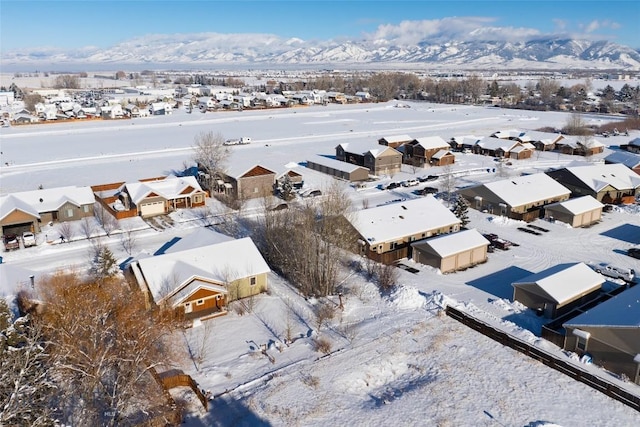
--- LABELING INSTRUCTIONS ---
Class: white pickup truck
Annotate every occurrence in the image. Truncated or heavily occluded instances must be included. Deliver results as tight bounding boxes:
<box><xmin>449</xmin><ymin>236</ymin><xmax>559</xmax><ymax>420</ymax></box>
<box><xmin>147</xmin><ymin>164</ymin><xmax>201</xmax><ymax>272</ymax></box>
<box><xmin>223</xmin><ymin>137</ymin><xmax>252</xmax><ymax>146</ymax></box>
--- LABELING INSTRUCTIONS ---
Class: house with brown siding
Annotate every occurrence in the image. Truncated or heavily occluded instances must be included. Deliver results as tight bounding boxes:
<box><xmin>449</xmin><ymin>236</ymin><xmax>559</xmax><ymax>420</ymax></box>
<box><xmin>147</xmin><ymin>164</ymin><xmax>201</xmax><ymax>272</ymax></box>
<box><xmin>563</xmin><ymin>284</ymin><xmax>640</xmax><ymax>384</ymax></box>
<box><xmin>130</xmin><ymin>235</ymin><xmax>270</xmax><ymax>323</ymax></box>
<box><xmin>378</xmin><ymin>134</ymin><xmax>413</xmax><ymax>149</ymax></box>
<box><xmin>0</xmin><ymin>186</ymin><xmax>95</xmax><ymax>235</ymax></box>
<box><xmin>554</xmin><ymin>137</ymin><xmax>605</xmax><ymax>156</ymax></box>
<box><xmin>347</xmin><ymin>196</ymin><xmax>461</xmax><ymax>264</ymax></box>
<box><xmin>118</xmin><ymin>175</ymin><xmax>207</xmax><ymax>217</ymax></box>
<box><xmin>336</xmin><ymin>143</ymin><xmax>402</xmax><ymax>176</ymax></box>
<box><xmin>403</xmin><ymin>136</ymin><xmax>453</xmax><ymax>166</ymax></box>
<box><xmin>458</xmin><ymin>173</ymin><xmax>571</xmax><ymax>222</ymax></box>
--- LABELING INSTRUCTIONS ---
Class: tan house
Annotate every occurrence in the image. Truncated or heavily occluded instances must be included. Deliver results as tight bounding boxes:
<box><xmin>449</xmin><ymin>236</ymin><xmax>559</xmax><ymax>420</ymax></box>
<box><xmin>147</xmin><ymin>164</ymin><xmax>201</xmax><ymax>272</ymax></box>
<box><xmin>512</xmin><ymin>262</ymin><xmax>604</xmax><ymax>319</ymax></box>
<box><xmin>543</xmin><ymin>196</ymin><xmax>604</xmax><ymax>228</ymax></box>
<box><xmin>546</xmin><ymin>163</ymin><xmax>640</xmax><ymax>204</ymax></box>
<box><xmin>563</xmin><ymin>284</ymin><xmax>640</xmax><ymax>384</ymax></box>
<box><xmin>119</xmin><ymin>175</ymin><xmax>207</xmax><ymax>217</ymax></box>
<box><xmin>403</xmin><ymin>136</ymin><xmax>454</xmax><ymax>166</ymax></box>
<box><xmin>130</xmin><ymin>236</ymin><xmax>270</xmax><ymax>322</ymax></box>
<box><xmin>347</xmin><ymin>196</ymin><xmax>461</xmax><ymax>264</ymax></box>
<box><xmin>475</xmin><ymin>137</ymin><xmax>534</xmax><ymax>159</ymax></box>
<box><xmin>220</xmin><ymin>165</ymin><xmax>277</xmax><ymax>200</ymax></box>
<box><xmin>0</xmin><ymin>186</ymin><xmax>95</xmax><ymax>235</ymax></box>
<box><xmin>306</xmin><ymin>155</ymin><xmax>370</xmax><ymax>182</ymax></box>
<box><xmin>458</xmin><ymin>173</ymin><xmax>571</xmax><ymax>222</ymax></box>
<box><xmin>411</xmin><ymin>229</ymin><xmax>490</xmax><ymax>273</ymax></box>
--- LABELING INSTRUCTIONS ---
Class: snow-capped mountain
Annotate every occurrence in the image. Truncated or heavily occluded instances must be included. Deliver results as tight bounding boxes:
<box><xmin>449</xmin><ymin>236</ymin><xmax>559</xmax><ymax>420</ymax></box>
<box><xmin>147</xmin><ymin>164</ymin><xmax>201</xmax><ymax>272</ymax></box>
<box><xmin>3</xmin><ymin>33</ymin><xmax>639</xmax><ymax>70</ymax></box>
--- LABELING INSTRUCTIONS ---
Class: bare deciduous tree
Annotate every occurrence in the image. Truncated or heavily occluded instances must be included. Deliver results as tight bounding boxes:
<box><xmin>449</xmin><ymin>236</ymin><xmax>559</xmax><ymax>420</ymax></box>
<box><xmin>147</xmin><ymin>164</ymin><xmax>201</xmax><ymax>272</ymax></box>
<box><xmin>440</xmin><ymin>164</ymin><xmax>457</xmax><ymax>207</ymax></box>
<box><xmin>119</xmin><ymin>224</ymin><xmax>137</xmax><ymax>255</ymax></box>
<box><xmin>56</xmin><ymin>221</ymin><xmax>73</xmax><ymax>243</ymax></box>
<box><xmin>192</xmin><ymin>131</ymin><xmax>230</xmax><ymax>192</ymax></box>
<box><xmin>35</xmin><ymin>273</ymin><xmax>178</xmax><ymax>426</ymax></box>
<box><xmin>94</xmin><ymin>203</ymin><xmax>118</xmax><ymax>236</ymax></box>
<box><xmin>79</xmin><ymin>217</ymin><xmax>96</xmax><ymax>240</ymax></box>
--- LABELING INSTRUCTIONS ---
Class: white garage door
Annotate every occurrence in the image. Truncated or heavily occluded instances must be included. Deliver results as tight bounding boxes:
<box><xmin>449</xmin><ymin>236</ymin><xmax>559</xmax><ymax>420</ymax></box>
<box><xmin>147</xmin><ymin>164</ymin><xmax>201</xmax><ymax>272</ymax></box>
<box><xmin>140</xmin><ymin>201</ymin><xmax>165</xmax><ymax>217</ymax></box>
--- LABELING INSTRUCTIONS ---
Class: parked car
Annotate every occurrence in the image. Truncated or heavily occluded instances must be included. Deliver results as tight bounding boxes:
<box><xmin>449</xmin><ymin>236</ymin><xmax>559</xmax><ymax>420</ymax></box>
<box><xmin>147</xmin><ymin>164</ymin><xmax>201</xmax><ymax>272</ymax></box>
<box><xmin>301</xmin><ymin>189</ymin><xmax>322</xmax><ymax>198</ymax></box>
<box><xmin>418</xmin><ymin>175</ymin><xmax>439</xmax><ymax>182</ymax></box>
<box><xmin>402</xmin><ymin>179</ymin><xmax>420</xmax><ymax>187</ymax></box>
<box><xmin>3</xmin><ymin>234</ymin><xmax>20</xmax><ymax>251</ymax></box>
<box><xmin>627</xmin><ymin>247</ymin><xmax>640</xmax><ymax>259</ymax></box>
<box><xmin>271</xmin><ymin>203</ymin><xmax>288</xmax><ymax>211</ymax></box>
<box><xmin>22</xmin><ymin>231</ymin><xmax>36</xmax><ymax>247</ymax></box>
<box><xmin>482</xmin><ymin>233</ymin><xmax>511</xmax><ymax>250</ymax></box>
<box><xmin>415</xmin><ymin>187</ymin><xmax>438</xmax><ymax>196</ymax></box>
<box><xmin>591</xmin><ymin>263</ymin><xmax>635</xmax><ymax>282</ymax></box>
<box><xmin>385</xmin><ymin>182</ymin><xmax>400</xmax><ymax>190</ymax></box>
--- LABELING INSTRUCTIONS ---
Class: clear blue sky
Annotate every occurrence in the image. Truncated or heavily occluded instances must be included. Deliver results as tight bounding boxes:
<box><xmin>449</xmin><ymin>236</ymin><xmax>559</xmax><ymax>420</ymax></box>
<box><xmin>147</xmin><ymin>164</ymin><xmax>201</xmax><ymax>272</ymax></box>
<box><xmin>1</xmin><ymin>0</ymin><xmax>639</xmax><ymax>51</ymax></box>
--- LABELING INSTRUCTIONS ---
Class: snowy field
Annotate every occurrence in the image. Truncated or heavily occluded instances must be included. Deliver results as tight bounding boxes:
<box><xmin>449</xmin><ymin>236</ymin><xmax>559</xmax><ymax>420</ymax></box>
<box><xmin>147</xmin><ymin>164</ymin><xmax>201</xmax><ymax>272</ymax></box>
<box><xmin>1</xmin><ymin>101</ymin><xmax>640</xmax><ymax>425</ymax></box>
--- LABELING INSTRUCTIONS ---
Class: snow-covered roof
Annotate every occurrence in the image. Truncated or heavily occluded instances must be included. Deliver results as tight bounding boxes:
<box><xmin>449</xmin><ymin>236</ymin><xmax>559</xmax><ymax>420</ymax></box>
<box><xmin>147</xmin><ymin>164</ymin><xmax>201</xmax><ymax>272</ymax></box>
<box><xmin>604</xmin><ymin>151</ymin><xmax>640</xmax><ymax>169</ymax></box>
<box><xmin>562</xmin><ymin>163</ymin><xmax>640</xmax><ymax>192</ymax></box>
<box><xmin>564</xmin><ymin>281</ymin><xmax>640</xmax><ymax>328</ymax></box>
<box><xmin>431</xmin><ymin>149</ymin><xmax>453</xmax><ymax>159</ymax></box>
<box><xmin>411</xmin><ymin>136</ymin><xmax>450</xmax><ymax>150</ymax></box>
<box><xmin>476</xmin><ymin>137</ymin><xmax>519</xmax><ymax>152</ymax></box>
<box><xmin>0</xmin><ymin>186</ymin><xmax>94</xmax><ymax>218</ymax></box>
<box><xmin>512</xmin><ymin>262</ymin><xmax>603</xmax><ymax>305</ymax></box>
<box><xmin>483</xmin><ymin>173</ymin><xmax>571</xmax><ymax>208</ymax></box>
<box><xmin>379</xmin><ymin>134</ymin><xmax>412</xmax><ymax>144</ymax></box>
<box><xmin>338</xmin><ymin>141</ymin><xmax>398</xmax><ymax>156</ymax></box>
<box><xmin>350</xmin><ymin>196</ymin><xmax>461</xmax><ymax>245</ymax></box>
<box><xmin>492</xmin><ymin>129</ymin><xmax>527</xmax><ymax>140</ymax></box>
<box><xmin>411</xmin><ymin>229</ymin><xmax>489</xmax><ymax>258</ymax></box>
<box><xmin>122</xmin><ymin>175</ymin><xmax>204</xmax><ymax>205</ymax></box>
<box><xmin>135</xmin><ymin>237</ymin><xmax>270</xmax><ymax>303</ymax></box>
<box><xmin>450</xmin><ymin>135</ymin><xmax>481</xmax><ymax>146</ymax></box>
<box><xmin>544</xmin><ymin>195</ymin><xmax>604</xmax><ymax>215</ymax></box>
<box><xmin>306</xmin><ymin>155</ymin><xmax>369</xmax><ymax>174</ymax></box>
<box><xmin>162</xmin><ymin>228</ymin><xmax>234</xmax><ymax>254</ymax></box>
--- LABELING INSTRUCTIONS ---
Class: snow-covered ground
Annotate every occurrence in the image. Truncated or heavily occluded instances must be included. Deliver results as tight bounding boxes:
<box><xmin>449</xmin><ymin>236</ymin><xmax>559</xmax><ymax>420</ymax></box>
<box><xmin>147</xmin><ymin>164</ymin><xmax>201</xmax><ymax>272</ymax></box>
<box><xmin>1</xmin><ymin>101</ymin><xmax>639</xmax><ymax>425</ymax></box>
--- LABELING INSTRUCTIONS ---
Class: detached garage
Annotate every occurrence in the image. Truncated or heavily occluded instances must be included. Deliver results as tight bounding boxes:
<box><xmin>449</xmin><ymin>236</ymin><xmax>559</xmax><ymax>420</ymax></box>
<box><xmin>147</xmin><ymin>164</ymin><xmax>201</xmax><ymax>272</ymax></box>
<box><xmin>544</xmin><ymin>195</ymin><xmax>603</xmax><ymax>228</ymax></box>
<box><xmin>512</xmin><ymin>262</ymin><xmax>604</xmax><ymax>318</ymax></box>
<box><xmin>411</xmin><ymin>229</ymin><xmax>490</xmax><ymax>273</ymax></box>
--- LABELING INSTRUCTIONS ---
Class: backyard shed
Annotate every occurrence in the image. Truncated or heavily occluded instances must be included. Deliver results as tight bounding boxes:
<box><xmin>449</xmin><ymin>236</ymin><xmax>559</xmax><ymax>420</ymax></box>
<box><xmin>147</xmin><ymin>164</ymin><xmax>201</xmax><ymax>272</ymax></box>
<box><xmin>411</xmin><ymin>229</ymin><xmax>490</xmax><ymax>273</ymax></box>
<box><xmin>512</xmin><ymin>262</ymin><xmax>604</xmax><ymax>318</ymax></box>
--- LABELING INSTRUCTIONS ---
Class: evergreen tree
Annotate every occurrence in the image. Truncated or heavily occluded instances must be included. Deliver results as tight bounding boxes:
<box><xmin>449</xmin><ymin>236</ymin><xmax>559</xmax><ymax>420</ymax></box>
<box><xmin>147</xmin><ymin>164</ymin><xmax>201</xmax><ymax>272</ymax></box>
<box><xmin>453</xmin><ymin>197</ymin><xmax>470</xmax><ymax>228</ymax></box>
<box><xmin>90</xmin><ymin>246</ymin><xmax>119</xmax><ymax>282</ymax></box>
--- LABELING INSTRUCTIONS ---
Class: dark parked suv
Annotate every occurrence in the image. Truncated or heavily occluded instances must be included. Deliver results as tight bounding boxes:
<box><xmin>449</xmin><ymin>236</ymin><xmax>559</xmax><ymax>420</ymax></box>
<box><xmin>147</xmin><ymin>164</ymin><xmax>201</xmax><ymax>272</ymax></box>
<box><xmin>628</xmin><ymin>247</ymin><xmax>640</xmax><ymax>259</ymax></box>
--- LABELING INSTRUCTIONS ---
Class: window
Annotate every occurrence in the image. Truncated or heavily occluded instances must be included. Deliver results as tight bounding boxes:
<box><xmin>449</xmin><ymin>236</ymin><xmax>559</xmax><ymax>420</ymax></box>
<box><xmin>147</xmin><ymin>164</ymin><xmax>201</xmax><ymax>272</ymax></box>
<box><xmin>573</xmin><ymin>329</ymin><xmax>590</xmax><ymax>352</ymax></box>
<box><xmin>66</xmin><ymin>208</ymin><xmax>74</xmax><ymax>218</ymax></box>
<box><xmin>254</xmin><ymin>187</ymin><xmax>259</xmax><ymax>193</ymax></box>
<box><xmin>184</xmin><ymin>302</ymin><xmax>192</xmax><ymax>313</ymax></box>
<box><xmin>250</xmin><ymin>277</ymin><xmax>256</xmax><ymax>286</ymax></box>
<box><xmin>196</xmin><ymin>299</ymin><xmax>204</xmax><ymax>306</ymax></box>
<box><xmin>576</xmin><ymin>336</ymin><xmax>588</xmax><ymax>352</ymax></box>
<box><xmin>83</xmin><ymin>205</ymin><xmax>90</xmax><ymax>213</ymax></box>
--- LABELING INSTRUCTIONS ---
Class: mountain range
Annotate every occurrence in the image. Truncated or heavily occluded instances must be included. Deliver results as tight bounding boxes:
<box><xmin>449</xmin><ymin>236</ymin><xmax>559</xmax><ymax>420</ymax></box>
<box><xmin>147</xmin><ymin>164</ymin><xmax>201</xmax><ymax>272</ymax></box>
<box><xmin>3</xmin><ymin>34</ymin><xmax>640</xmax><ymax>71</ymax></box>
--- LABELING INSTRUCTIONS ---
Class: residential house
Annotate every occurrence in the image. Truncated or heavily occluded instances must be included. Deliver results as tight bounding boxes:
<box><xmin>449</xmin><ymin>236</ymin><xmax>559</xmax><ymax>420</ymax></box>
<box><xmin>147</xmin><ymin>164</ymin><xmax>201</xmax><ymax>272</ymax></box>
<box><xmin>326</xmin><ymin>91</ymin><xmax>347</xmax><ymax>104</ymax></box>
<box><xmin>218</xmin><ymin>165</ymin><xmax>277</xmax><ymax>200</ymax></box>
<box><xmin>563</xmin><ymin>283</ymin><xmax>640</xmax><ymax>384</ymax></box>
<box><xmin>604</xmin><ymin>151</ymin><xmax>640</xmax><ymax>175</ymax></box>
<box><xmin>449</xmin><ymin>135</ymin><xmax>481</xmax><ymax>152</ymax></box>
<box><xmin>99</xmin><ymin>104</ymin><xmax>124</xmax><ymax>119</ymax></box>
<box><xmin>546</xmin><ymin>163</ymin><xmax>640</xmax><ymax>204</ymax></box>
<box><xmin>621</xmin><ymin>137</ymin><xmax>640</xmax><ymax>154</ymax></box>
<box><xmin>492</xmin><ymin>129</ymin><xmax>565</xmax><ymax>152</ymax></box>
<box><xmin>458</xmin><ymin>173</ymin><xmax>571</xmax><ymax>222</ymax></box>
<box><xmin>355</xmin><ymin>91</ymin><xmax>371</xmax><ymax>101</ymax></box>
<box><xmin>118</xmin><ymin>175</ymin><xmax>207</xmax><ymax>217</ymax></box>
<box><xmin>336</xmin><ymin>142</ymin><xmax>402</xmax><ymax>176</ymax></box>
<box><xmin>124</xmin><ymin>104</ymin><xmax>141</xmax><ymax>117</ymax></box>
<box><xmin>306</xmin><ymin>155</ymin><xmax>369</xmax><ymax>182</ymax></box>
<box><xmin>149</xmin><ymin>102</ymin><xmax>172</xmax><ymax>115</ymax></box>
<box><xmin>378</xmin><ymin>134</ymin><xmax>413</xmax><ymax>149</ymax></box>
<box><xmin>543</xmin><ymin>196</ymin><xmax>604</xmax><ymax>228</ymax></box>
<box><xmin>512</xmin><ymin>262</ymin><xmax>604</xmax><ymax>318</ymax></box>
<box><xmin>0</xmin><ymin>186</ymin><xmax>95</xmax><ymax>235</ymax></box>
<box><xmin>276</xmin><ymin>169</ymin><xmax>304</xmax><ymax>190</ymax></box>
<box><xmin>130</xmin><ymin>235</ymin><xmax>270</xmax><ymax>322</ymax></box>
<box><xmin>411</xmin><ymin>229</ymin><xmax>490</xmax><ymax>273</ymax></box>
<box><xmin>403</xmin><ymin>136</ymin><xmax>454</xmax><ymax>166</ymax></box>
<box><xmin>11</xmin><ymin>114</ymin><xmax>39</xmax><ymax>124</ymax></box>
<box><xmin>347</xmin><ymin>196</ymin><xmax>461</xmax><ymax>264</ymax></box>
<box><xmin>555</xmin><ymin>137</ymin><xmax>605</xmax><ymax>156</ymax></box>
<box><xmin>197</xmin><ymin>97</ymin><xmax>217</xmax><ymax>112</ymax></box>
<box><xmin>475</xmin><ymin>137</ymin><xmax>534</xmax><ymax>159</ymax></box>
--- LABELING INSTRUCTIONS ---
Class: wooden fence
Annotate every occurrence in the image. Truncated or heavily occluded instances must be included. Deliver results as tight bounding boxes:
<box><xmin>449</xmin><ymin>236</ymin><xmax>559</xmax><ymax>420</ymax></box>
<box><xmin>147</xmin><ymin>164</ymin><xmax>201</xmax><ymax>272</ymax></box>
<box><xmin>445</xmin><ymin>305</ymin><xmax>640</xmax><ymax>412</ymax></box>
<box><xmin>160</xmin><ymin>373</ymin><xmax>209</xmax><ymax>411</ymax></box>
